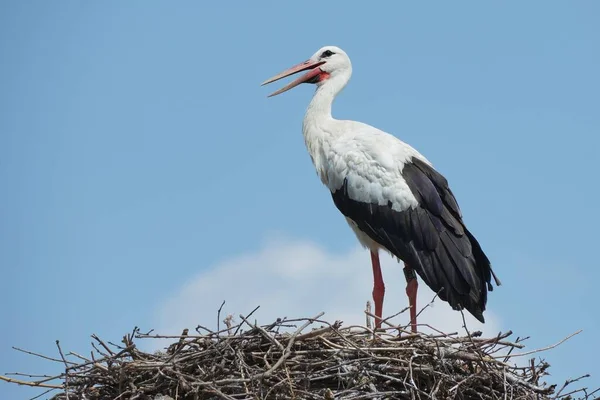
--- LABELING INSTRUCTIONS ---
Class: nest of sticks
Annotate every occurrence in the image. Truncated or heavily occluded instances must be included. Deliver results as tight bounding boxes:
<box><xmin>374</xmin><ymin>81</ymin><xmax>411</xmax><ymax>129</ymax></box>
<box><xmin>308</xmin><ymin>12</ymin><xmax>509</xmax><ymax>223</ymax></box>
<box><xmin>2</xmin><ymin>305</ymin><xmax>597</xmax><ymax>400</ymax></box>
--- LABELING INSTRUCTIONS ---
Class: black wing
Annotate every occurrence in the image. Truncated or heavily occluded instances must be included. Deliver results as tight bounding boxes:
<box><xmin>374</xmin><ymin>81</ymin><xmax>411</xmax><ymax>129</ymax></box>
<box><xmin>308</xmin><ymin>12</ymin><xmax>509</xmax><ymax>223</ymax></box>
<box><xmin>331</xmin><ymin>156</ymin><xmax>499</xmax><ymax>322</ymax></box>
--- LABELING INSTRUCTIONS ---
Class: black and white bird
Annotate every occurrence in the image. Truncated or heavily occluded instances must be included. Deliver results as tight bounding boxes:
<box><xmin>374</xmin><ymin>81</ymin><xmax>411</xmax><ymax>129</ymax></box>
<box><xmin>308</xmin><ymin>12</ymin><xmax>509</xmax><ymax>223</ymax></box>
<box><xmin>261</xmin><ymin>46</ymin><xmax>501</xmax><ymax>332</ymax></box>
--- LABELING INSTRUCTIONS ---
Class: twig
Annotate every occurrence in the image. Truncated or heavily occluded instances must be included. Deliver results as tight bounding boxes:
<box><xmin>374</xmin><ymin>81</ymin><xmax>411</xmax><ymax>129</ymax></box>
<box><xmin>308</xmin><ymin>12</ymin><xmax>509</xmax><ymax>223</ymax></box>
<box><xmin>294</xmin><ymin>321</ymin><xmax>342</xmax><ymax>341</ymax></box>
<box><xmin>459</xmin><ymin>309</ymin><xmax>488</xmax><ymax>372</ymax></box>
<box><xmin>217</xmin><ymin>300</ymin><xmax>226</xmax><ymax>337</ymax></box>
<box><xmin>28</xmin><ymin>387</ymin><xmax>57</xmax><ymax>400</ymax></box>
<box><xmin>415</xmin><ymin>292</ymin><xmax>440</xmax><ymax>321</ymax></box>
<box><xmin>0</xmin><ymin>375</ymin><xmax>63</xmax><ymax>389</ymax></box>
<box><xmin>232</xmin><ymin>305</ymin><xmax>260</xmax><ymax>336</ymax></box>
<box><xmin>555</xmin><ymin>374</ymin><xmax>591</xmax><ymax>398</ymax></box>
<box><xmin>5</xmin><ymin>372</ymin><xmax>55</xmax><ymax>379</ymax></box>
<box><xmin>55</xmin><ymin>340</ymin><xmax>70</xmax><ymax>397</ymax></box>
<box><xmin>497</xmin><ymin>330</ymin><xmax>582</xmax><ymax>359</ymax></box>
<box><xmin>91</xmin><ymin>334</ymin><xmax>115</xmax><ymax>356</ymax></box>
<box><xmin>12</xmin><ymin>346</ymin><xmax>76</xmax><ymax>365</ymax></box>
<box><xmin>260</xmin><ymin>311</ymin><xmax>324</xmax><ymax>378</ymax></box>
<box><xmin>504</xmin><ymin>371</ymin><xmax>554</xmax><ymax>394</ymax></box>
<box><xmin>239</xmin><ymin>313</ymin><xmax>284</xmax><ymax>351</ymax></box>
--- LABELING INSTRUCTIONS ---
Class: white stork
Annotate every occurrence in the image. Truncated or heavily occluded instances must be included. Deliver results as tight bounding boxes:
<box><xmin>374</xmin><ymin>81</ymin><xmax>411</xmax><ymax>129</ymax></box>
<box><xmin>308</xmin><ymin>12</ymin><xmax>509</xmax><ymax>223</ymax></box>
<box><xmin>261</xmin><ymin>46</ymin><xmax>501</xmax><ymax>332</ymax></box>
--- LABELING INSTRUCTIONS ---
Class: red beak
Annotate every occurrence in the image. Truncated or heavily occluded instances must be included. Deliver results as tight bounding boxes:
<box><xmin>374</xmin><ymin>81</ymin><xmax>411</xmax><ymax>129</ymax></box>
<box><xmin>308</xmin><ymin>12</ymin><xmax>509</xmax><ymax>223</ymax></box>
<box><xmin>261</xmin><ymin>59</ymin><xmax>326</xmax><ymax>97</ymax></box>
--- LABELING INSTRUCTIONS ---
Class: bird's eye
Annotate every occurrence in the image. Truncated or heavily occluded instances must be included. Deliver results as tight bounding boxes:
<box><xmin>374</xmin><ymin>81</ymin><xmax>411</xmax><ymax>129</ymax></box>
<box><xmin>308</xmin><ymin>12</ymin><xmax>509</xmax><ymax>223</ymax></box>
<box><xmin>321</xmin><ymin>50</ymin><xmax>335</xmax><ymax>58</ymax></box>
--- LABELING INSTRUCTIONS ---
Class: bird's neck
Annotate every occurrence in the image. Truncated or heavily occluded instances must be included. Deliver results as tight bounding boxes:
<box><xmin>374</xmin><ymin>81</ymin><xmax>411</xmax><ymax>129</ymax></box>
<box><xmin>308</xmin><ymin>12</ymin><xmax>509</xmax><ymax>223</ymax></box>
<box><xmin>302</xmin><ymin>73</ymin><xmax>349</xmax><ymax>181</ymax></box>
<box><xmin>304</xmin><ymin>74</ymin><xmax>347</xmax><ymax>125</ymax></box>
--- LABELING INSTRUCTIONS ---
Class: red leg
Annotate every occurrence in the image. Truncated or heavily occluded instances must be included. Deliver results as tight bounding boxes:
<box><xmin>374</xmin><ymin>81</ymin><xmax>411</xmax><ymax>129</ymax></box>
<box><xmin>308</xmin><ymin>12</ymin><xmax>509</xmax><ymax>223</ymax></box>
<box><xmin>370</xmin><ymin>251</ymin><xmax>385</xmax><ymax>329</ymax></box>
<box><xmin>403</xmin><ymin>264</ymin><xmax>418</xmax><ymax>333</ymax></box>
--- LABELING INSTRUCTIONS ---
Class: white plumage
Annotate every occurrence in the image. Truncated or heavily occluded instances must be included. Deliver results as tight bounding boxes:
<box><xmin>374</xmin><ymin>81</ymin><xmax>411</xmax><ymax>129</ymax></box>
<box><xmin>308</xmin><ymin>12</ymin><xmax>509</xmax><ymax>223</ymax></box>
<box><xmin>262</xmin><ymin>45</ymin><xmax>500</xmax><ymax>332</ymax></box>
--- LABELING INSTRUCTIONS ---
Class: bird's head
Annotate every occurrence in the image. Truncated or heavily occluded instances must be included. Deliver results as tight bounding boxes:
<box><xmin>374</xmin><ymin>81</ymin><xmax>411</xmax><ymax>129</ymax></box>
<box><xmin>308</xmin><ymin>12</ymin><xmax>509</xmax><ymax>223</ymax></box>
<box><xmin>261</xmin><ymin>45</ymin><xmax>352</xmax><ymax>97</ymax></box>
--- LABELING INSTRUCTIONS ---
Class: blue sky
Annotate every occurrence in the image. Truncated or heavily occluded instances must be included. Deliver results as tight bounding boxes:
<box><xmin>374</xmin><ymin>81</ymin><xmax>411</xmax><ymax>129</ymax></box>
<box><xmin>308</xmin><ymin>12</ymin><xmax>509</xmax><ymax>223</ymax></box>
<box><xmin>1</xmin><ymin>1</ymin><xmax>599</xmax><ymax>398</ymax></box>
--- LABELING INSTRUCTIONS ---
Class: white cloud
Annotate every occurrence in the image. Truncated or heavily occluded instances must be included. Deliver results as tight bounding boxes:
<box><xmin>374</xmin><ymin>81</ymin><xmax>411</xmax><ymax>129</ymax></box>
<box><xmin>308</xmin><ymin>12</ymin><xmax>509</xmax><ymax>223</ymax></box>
<box><xmin>151</xmin><ymin>236</ymin><xmax>502</xmax><ymax>350</ymax></box>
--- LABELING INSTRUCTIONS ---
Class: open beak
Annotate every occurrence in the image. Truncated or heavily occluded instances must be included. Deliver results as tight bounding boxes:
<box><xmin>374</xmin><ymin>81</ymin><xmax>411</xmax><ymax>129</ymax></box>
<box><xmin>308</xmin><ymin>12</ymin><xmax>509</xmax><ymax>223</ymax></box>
<box><xmin>261</xmin><ymin>59</ymin><xmax>326</xmax><ymax>97</ymax></box>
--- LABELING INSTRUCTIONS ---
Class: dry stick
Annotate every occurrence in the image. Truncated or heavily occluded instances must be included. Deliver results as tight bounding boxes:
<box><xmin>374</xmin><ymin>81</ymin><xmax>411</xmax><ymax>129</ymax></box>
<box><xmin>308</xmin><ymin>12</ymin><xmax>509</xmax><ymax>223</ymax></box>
<box><xmin>555</xmin><ymin>374</ymin><xmax>591</xmax><ymax>398</ymax></box>
<box><xmin>5</xmin><ymin>372</ymin><xmax>55</xmax><ymax>379</ymax></box>
<box><xmin>408</xmin><ymin>352</ymin><xmax>430</xmax><ymax>400</ymax></box>
<box><xmin>195</xmin><ymin>323</ymin><xmax>216</xmax><ymax>335</ymax></box>
<box><xmin>530</xmin><ymin>358</ymin><xmax>539</xmax><ymax>385</ymax></box>
<box><xmin>217</xmin><ymin>300</ymin><xmax>226</xmax><ymax>337</ymax></box>
<box><xmin>559</xmin><ymin>387</ymin><xmax>591</xmax><ymax>399</ymax></box>
<box><xmin>108</xmin><ymin>339</ymin><xmax>126</xmax><ymax>351</ymax></box>
<box><xmin>64</xmin><ymin>344</ymin><xmax>135</xmax><ymax>373</ymax></box>
<box><xmin>502</xmin><ymin>335</ymin><xmax>521</xmax><ymax>363</ymax></box>
<box><xmin>414</xmin><ymin>292</ymin><xmax>440</xmax><ymax>321</ymax></box>
<box><xmin>585</xmin><ymin>387</ymin><xmax>600</xmax><ymax>398</ymax></box>
<box><xmin>326</xmin><ymin>323</ymin><xmax>391</xmax><ymax>359</ymax></box>
<box><xmin>12</xmin><ymin>346</ymin><xmax>77</xmax><ymax>365</ymax></box>
<box><xmin>8</xmin><ymin>372</ymin><xmax>66</xmax><ymax>386</ymax></box>
<box><xmin>232</xmin><ymin>305</ymin><xmax>260</xmax><ymax>336</ymax></box>
<box><xmin>259</xmin><ymin>312</ymin><xmax>324</xmax><ymax>379</ymax></box>
<box><xmin>502</xmin><ymin>367</ymin><xmax>508</xmax><ymax>400</ymax></box>
<box><xmin>341</xmin><ymin>391</ymin><xmax>410</xmax><ymax>400</ymax></box>
<box><xmin>91</xmin><ymin>334</ymin><xmax>115</xmax><ymax>356</ymax></box>
<box><xmin>294</xmin><ymin>321</ymin><xmax>342</xmax><ymax>342</ymax></box>
<box><xmin>459</xmin><ymin>309</ymin><xmax>489</xmax><ymax>372</ymax></box>
<box><xmin>430</xmin><ymin>379</ymin><xmax>442</xmax><ymax>400</ymax></box>
<box><xmin>165</xmin><ymin>328</ymin><xmax>190</xmax><ymax>363</ymax></box>
<box><xmin>364</xmin><ymin>310</ymin><xmax>409</xmax><ymax>334</ymax></box>
<box><xmin>0</xmin><ymin>375</ymin><xmax>62</xmax><ymax>389</ymax></box>
<box><xmin>67</xmin><ymin>351</ymin><xmax>91</xmax><ymax>364</ymax></box>
<box><xmin>235</xmin><ymin>349</ymin><xmax>251</xmax><ymax>395</ymax></box>
<box><xmin>55</xmin><ymin>340</ymin><xmax>70</xmax><ymax>397</ymax></box>
<box><xmin>473</xmin><ymin>331</ymin><xmax>525</xmax><ymax>349</ymax></box>
<box><xmin>504</xmin><ymin>371</ymin><xmax>554</xmax><ymax>394</ymax></box>
<box><xmin>318</xmin><ymin>336</ymin><xmax>346</xmax><ymax>350</ymax></box>
<box><xmin>128</xmin><ymin>326</ymin><xmax>139</xmax><ymax>345</ymax></box>
<box><xmin>207</xmin><ymin>383</ymin><xmax>237</xmax><ymax>400</ymax></box>
<box><xmin>378</xmin><ymin>306</ymin><xmax>411</xmax><ymax>330</ymax></box>
<box><xmin>497</xmin><ymin>330</ymin><xmax>582</xmax><ymax>359</ymax></box>
<box><xmin>408</xmin><ymin>321</ymin><xmax>460</xmax><ymax>340</ymax></box>
<box><xmin>137</xmin><ymin>330</ymin><xmax>240</xmax><ymax>339</ymax></box>
<box><xmin>90</xmin><ymin>341</ymin><xmax>109</xmax><ymax>359</ymax></box>
<box><xmin>239</xmin><ymin>314</ymin><xmax>285</xmax><ymax>351</ymax></box>
<box><xmin>28</xmin><ymin>387</ymin><xmax>56</xmax><ymax>400</ymax></box>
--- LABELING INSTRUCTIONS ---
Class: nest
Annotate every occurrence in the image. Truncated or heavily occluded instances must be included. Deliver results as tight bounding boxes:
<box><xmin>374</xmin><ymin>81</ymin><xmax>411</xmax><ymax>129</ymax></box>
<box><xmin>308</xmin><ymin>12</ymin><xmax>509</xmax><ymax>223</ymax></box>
<box><xmin>2</xmin><ymin>307</ymin><xmax>596</xmax><ymax>400</ymax></box>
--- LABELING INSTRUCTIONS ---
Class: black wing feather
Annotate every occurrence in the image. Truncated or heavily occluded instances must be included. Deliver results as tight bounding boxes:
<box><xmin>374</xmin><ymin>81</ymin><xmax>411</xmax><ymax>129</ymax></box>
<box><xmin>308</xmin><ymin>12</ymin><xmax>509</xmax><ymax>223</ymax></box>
<box><xmin>331</xmin><ymin>156</ymin><xmax>498</xmax><ymax>323</ymax></box>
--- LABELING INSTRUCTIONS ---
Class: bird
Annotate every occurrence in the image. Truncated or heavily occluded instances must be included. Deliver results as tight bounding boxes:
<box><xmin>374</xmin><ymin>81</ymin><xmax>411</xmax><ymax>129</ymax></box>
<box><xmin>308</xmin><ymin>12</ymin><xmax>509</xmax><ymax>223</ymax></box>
<box><xmin>261</xmin><ymin>46</ymin><xmax>501</xmax><ymax>332</ymax></box>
